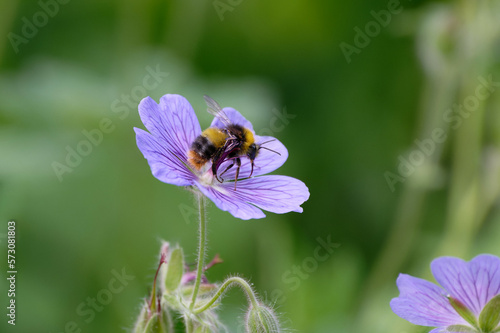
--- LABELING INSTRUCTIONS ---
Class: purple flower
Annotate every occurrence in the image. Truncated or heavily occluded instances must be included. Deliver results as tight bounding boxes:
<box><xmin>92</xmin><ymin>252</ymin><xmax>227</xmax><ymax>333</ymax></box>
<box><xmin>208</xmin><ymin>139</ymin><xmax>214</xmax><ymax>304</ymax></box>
<box><xmin>134</xmin><ymin>94</ymin><xmax>309</xmax><ymax>220</ymax></box>
<box><xmin>391</xmin><ymin>254</ymin><xmax>500</xmax><ymax>333</ymax></box>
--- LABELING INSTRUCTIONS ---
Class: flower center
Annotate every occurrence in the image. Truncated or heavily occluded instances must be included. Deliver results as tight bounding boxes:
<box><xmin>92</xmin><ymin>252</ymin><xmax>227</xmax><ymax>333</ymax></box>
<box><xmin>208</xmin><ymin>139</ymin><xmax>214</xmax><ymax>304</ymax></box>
<box><xmin>198</xmin><ymin>168</ymin><xmax>215</xmax><ymax>187</ymax></box>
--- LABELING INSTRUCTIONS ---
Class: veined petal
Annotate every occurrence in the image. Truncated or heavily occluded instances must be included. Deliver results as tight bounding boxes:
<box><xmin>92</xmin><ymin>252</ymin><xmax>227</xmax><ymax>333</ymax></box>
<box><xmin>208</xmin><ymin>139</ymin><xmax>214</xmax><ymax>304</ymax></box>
<box><xmin>196</xmin><ymin>175</ymin><xmax>309</xmax><ymax>220</ymax></box>
<box><xmin>432</xmin><ymin>257</ymin><xmax>484</xmax><ymax>315</ymax></box>
<box><xmin>390</xmin><ymin>274</ymin><xmax>469</xmax><ymax>327</ymax></box>
<box><xmin>211</xmin><ymin>107</ymin><xmax>254</xmax><ymax>132</ymax></box>
<box><xmin>138</xmin><ymin>95</ymin><xmax>201</xmax><ymax>160</ymax></box>
<box><xmin>216</xmin><ymin>135</ymin><xmax>288</xmax><ymax>179</ymax></box>
<box><xmin>135</xmin><ymin>128</ymin><xmax>194</xmax><ymax>186</ymax></box>
<box><xmin>195</xmin><ymin>181</ymin><xmax>266</xmax><ymax>220</ymax></box>
<box><xmin>468</xmin><ymin>254</ymin><xmax>500</xmax><ymax>311</ymax></box>
<box><xmin>222</xmin><ymin>175</ymin><xmax>309</xmax><ymax>213</ymax></box>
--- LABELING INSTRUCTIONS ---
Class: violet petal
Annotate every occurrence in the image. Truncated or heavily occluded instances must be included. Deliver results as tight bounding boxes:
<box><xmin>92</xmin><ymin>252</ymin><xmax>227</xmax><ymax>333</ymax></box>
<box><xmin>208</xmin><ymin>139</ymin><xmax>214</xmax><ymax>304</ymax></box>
<box><xmin>432</xmin><ymin>257</ymin><xmax>485</xmax><ymax>315</ymax></box>
<box><xmin>195</xmin><ymin>175</ymin><xmax>309</xmax><ymax>220</ymax></box>
<box><xmin>195</xmin><ymin>180</ymin><xmax>266</xmax><ymax>220</ymax></box>
<box><xmin>468</xmin><ymin>254</ymin><xmax>500</xmax><ymax>311</ymax></box>
<box><xmin>390</xmin><ymin>274</ymin><xmax>469</xmax><ymax>327</ymax></box>
<box><xmin>135</xmin><ymin>128</ymin><xmax>194</xmax><ymax>186</ymax></box>
<box><xmin>138</xmin><ymin>95</ymin><xmax>201</xmax><ymax>162</ymax></box>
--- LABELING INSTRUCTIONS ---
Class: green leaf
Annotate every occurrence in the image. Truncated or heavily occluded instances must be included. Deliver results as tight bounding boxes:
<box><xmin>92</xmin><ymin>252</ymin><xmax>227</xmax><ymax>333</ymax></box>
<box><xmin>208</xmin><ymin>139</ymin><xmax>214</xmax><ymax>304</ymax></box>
<box><xmin>479</xmin><ymin>294</ymin><xmax>500</xmax><ymax>333</ymax></box>
<box><xmin>448</xmin><ymin>296</ymin><xmax>479</xmax><ymax>330</ymax></box>
<box><xmin>164</xmin><ymin>247</ymin><xmax>184</xmax><ymax>293</ymax></box>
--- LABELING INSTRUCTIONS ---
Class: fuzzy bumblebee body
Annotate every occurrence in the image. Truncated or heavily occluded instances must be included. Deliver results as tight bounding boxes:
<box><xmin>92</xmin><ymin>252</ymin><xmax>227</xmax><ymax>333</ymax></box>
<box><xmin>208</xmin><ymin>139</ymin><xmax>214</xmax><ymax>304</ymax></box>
<box><xmin>187</xmin><ymin>125</ymin><xmax>256</xmax><ymax>169</ymax></box>
<box><xmin>188</xmin><ymin>127</ymin><xmax>227</xmax><ymax>170</ymax></box>
<box><xmin>188</xmin><ymin>95</ymin><xmax>279</xmax><ymax>189</ymax></box>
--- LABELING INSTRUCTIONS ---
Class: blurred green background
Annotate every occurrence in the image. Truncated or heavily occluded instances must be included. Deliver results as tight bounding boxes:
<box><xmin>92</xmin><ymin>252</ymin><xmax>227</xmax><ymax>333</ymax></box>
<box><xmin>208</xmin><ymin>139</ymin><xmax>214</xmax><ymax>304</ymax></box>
<box><xmin>1</xmin><ymin>0</ymin><xmax>500</xmax><ymax>332</ymax></box>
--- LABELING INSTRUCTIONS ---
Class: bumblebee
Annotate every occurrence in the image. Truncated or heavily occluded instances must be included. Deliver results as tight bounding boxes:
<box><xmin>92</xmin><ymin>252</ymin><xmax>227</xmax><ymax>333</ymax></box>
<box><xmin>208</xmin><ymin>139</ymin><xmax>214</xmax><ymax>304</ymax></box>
<box><xmin>188</xmin><ymin>95</ymin><xmax>278</xmax><ymax>189</ymax></box>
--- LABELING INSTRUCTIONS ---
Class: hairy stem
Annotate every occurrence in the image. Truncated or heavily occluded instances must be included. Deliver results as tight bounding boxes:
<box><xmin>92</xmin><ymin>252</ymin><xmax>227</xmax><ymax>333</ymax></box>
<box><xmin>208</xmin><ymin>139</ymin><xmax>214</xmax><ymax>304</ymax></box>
<box><xmin>194</xmin><ymin>276</ymin><xmax>259</xmax><ymax>314</ymax></box>
<box><xmin>185</xmin><ymin>317</ymin><xmax>193</xmax><ymax>333</ymax></box>
<box><xmin>189</xmin><ymin>193</ymin><xmax>207</xmax><ymax>311</ymax></box>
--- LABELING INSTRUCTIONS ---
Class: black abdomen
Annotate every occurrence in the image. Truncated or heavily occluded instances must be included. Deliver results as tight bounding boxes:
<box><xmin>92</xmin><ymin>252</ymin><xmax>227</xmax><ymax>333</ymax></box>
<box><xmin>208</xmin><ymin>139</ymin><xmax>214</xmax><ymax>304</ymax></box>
<box><xmin>191</xmin><ymin>135</ymin><xmax>217</xmax><ymax>160</ymax></box>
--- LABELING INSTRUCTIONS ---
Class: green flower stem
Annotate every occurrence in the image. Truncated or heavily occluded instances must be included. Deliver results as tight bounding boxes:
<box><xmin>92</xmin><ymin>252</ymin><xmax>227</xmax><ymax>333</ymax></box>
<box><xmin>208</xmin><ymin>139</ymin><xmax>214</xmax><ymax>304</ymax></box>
<box><xmin>186</xmin><ymin>317</ymin><xmax>194</xmax><ymax>333</ymax></box>
<box><xmin>189</xmin><ymin>192</ymin><xmax>207</xmax><ymax>311</ymax></box>
<box><xmin>193</xmin><ymin>276</ymin><xmax>259</xmax><ymax>315</ymax></box>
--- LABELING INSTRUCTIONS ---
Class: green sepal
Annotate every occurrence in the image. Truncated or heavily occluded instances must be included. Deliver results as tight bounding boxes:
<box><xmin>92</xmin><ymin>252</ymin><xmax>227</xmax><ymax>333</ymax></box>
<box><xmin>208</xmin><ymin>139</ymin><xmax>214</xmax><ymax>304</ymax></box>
<box><xmin>162</xmin><ymin>293</ymin><xmax>182</xmax><ymax>311</ymax></box>
<box><xmin>142</xmin><ymin>312</ymin><xmax>171</xmax><ymax>333</ymax></box>
<box><xmin>445</xmin><ymin>325</ymin><xmax>477</xmax><ymax>332</ymax></box>
<box><xmin>448</xmin><ymin>296</ymin><xmax>479</xmax><ymax>330</ymax></box>
<box><xmin>165</xmin><ymin>247</ymin><xmax>184</xmax><ymax>293</ymax></box>
<box><xmin>479</xmin><ymin>294</ymin><xmax>500</xmax><ymax>333</ymax></box>
<box><xmin>192</xmin><ymin>309</ymin><xmax>222</xmax><ymax>333</ymax></box>
<box><xmin>160</xmin><ymin>306</ymin><xmax>174</xmax><ymax>333</ymax></box>
<box><xmin>143</xmin><ymin>313</ymin><xmax>159</xmax><ymax>333</ymax></box>
<box><xmin>132</xmin><ymin>302</ymin><xmax>149</xmax><ymax>333</ymax></box>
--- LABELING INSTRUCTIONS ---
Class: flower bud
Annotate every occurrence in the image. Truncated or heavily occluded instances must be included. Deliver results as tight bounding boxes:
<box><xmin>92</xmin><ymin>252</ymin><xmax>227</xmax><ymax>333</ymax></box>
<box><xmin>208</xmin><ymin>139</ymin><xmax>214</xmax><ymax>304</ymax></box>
<box><xmin>133</xmin><ymin>301</ymin><xmax>173</xmax><ymax>333</ymax></box>
<box><xmin>245</xmin><ymin>303</ymin><xmax>281</xmax><ymax>333</ymax></box>
<box><xmin>142</xmin><ymin>312</ymin><xmax>169</xmax><ymax>333</ymax></box>
<box><xmin>164</xmin><ymin>247</ymin><xmax>184</xmax><ymax>293</ymax></box>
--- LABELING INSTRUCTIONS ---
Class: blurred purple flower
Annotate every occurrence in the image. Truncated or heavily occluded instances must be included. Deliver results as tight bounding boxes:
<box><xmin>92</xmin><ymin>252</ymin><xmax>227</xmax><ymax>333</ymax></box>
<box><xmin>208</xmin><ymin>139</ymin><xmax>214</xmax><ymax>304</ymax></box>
<box><xmin>134</xmin><ymin>94</ymin><xmax>309</xmax><ymax>220</ymax></box>
<box><xmin>391</xmin><ymin>254</ymin><xmax>500</xmax><ymax>333</ymax></box>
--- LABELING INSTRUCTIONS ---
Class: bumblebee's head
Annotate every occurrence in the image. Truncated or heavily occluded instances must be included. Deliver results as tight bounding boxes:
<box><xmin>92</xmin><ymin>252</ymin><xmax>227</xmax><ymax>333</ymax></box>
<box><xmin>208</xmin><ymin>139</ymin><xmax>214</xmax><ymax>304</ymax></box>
<box><xmin>247</xmin><ymin>143</ymin><xmax>258</xmax><ymax>161</ymax></box>
<box><xmin>247</xmin><ymin>140</ymin><xmax>280</xmax><ymax>178</ymax></box>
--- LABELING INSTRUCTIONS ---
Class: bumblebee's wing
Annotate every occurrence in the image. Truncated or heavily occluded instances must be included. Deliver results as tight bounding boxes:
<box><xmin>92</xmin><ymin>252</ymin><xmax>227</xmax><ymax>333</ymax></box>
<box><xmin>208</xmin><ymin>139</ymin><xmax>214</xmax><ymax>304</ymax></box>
<box><xmin>204</xmin><ymin>95</ymin><xmax>232</xmax><ymax>128</ymax></box>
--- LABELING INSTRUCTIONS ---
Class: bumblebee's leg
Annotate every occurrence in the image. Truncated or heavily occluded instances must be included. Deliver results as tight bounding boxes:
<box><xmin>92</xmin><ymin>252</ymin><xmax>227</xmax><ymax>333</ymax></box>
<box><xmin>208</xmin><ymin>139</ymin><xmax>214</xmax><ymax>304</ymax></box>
<box><xmin>234</xmin><ymin>158</ymin><xmax>241</xmax><ymax>191</ymax></box>
<box><xmin>219</xmin><ymin>160</ymin><xmax>236</xmax><ymax>181</ymax></box>
<box><xmin>212</xmin><ymin>161</ymin><xmax>222</xmax><ymax>182</ymax></box>
<box><xmin>211</xmin><ymin>148</ymin><xmax>226</xmax><ymax>182</ymax></box>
